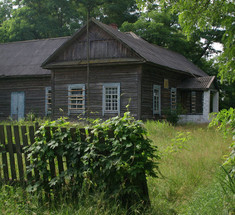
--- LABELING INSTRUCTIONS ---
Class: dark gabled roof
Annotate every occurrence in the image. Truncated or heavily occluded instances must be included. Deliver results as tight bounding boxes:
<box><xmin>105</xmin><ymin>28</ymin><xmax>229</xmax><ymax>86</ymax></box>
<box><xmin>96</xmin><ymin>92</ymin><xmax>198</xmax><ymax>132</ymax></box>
<box><xmin>177</xmin><ymin>76</ymin><xmax>216</xmax><ymax>90</ymax></box>
<box><xmin>97</xmin><ymin>20</ymin><xmax>207</xmax><ymax>77</ymax></box>
<box><xmin>1</xmin><ymin>18</ymin><xmax>208</xmax><ymax>78</ymax></box>
<box><xmin>42</xmin><ymin>18</ymin><xmax>207</xmax><ymax>77</ymax></box>
<box><xmin>0</xmin><ymin>37</ymin><xmax>68</xmax><ymax>77</ymax></box>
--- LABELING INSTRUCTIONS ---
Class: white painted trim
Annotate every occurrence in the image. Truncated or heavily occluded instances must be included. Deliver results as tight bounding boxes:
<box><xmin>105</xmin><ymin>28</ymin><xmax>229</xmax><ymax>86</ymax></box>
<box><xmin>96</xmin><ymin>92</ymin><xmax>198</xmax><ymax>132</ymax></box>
<box><xmin>153</xmin><ymin>85</ymin><xmax>161</xmax><ymax>115</ymax></box>
<box><xmin>102</xmin><ymin>83</ymin><xmax>120</xmax><ymax>116</ymax></box>
<box><xmin>68</xmin><ymin>84</ymin><xmax>85</xmax><ymax>115</ymax></box>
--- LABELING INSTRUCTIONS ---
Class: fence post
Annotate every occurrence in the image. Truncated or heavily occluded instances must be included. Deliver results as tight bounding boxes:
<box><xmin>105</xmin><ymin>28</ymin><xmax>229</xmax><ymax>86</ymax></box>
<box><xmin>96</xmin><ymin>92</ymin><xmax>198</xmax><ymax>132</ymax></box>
<box><xmin>6</xmin><ymin>126</ymin><xmax>17</xmax><ymax>183</ymax></box>
<box><xmin>21</xmin><ymin>126</ymin><xmax>32</xmax><ymax>181</ymax></box>
<box><xmin>14</xmin><ymin>126</ymin><xmax>24</xmax><ymax>185</ymax></box>
<box><xmin>0</xmin><ymin>125</ymin><xmax>9</xmax><ymax>183</ymax></box>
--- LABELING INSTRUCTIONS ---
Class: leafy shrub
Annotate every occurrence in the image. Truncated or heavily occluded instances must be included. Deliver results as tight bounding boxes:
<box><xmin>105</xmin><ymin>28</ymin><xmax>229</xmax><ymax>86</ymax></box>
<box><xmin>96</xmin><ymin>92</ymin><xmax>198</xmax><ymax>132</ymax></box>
<box><xmin>26</xmin><ymin>112</ymin><xmax>159</xmax><ymax>207</ymax></box>
<box><xmin>162</xmin><ymin>109</ymin><xmax>180</xmax><ymax>125</ymax></box>
<box><xmin>209</xmin><ymin>108</ymin><xmax>235</xmax><ymax>208</ymax></box>
<box><xmin>210</xmin><ymin>108</ymin><xmax>235</xmax><ymax>178</ymax></box>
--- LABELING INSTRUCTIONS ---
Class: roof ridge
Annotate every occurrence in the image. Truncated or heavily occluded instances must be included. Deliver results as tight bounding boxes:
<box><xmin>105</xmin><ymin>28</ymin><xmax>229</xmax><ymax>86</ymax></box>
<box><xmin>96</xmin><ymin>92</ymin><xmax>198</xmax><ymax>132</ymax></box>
<box><xmin>0</xmin><ymin>36</ymin><xmax>70</xmax><ymax>45</ymax></box>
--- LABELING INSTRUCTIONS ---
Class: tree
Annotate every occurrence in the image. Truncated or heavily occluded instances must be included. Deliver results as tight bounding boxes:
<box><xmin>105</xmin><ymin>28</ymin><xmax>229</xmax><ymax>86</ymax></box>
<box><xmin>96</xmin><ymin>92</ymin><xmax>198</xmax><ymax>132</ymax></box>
<box><xmin>136</xmin><ymin>0</ymin><xmax>234</xmax><ymax>83</ymax></box>
<box><xmin>174</xmin><ymin>0</ymin><xmax>234</xmax><ymax>83</ymax></box>
<box><xmin>0</xmin><ymin>0</ymin><xmax>83</xmax><ymax>42</ymax></box>
<box><xmin>0</xmin><ymin>0</ymin><xmax>138</xmax><ymax>42</ymax></box>
<box><xmin>120</xmin><ymin>3</ymin><xmax>216</xmax><ymax>69</ymax></box>
<box><xmin>0</xmin><ymin>0</ymin><xmax>12</xmax><ymax>25</ymax></box>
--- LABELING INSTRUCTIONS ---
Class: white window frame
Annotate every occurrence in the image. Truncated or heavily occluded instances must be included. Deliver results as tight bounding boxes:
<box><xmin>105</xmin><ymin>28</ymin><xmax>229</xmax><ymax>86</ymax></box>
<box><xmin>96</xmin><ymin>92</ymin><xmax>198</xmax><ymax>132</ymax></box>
<box><xmin>102</xmin><ymin>83</ymin><xmax>120</xmax><ymax>116</ymax></box>
<box><xmin>153</xmin><ymin>85</ymin><xmax>161</xmax><ymax>115</ymax></box>
<box><xmin>45</xmin><ymin>87</ymin><xmax>52</xmax><ymax>116</ymax></box>
<box><xmin>68</xmin><ymin>84</ymin><xmax>85</xmax><ymax>115</ymax></box>
<box><xmin>171</xmin><ymin>88</ymin><xmax>177</xmax><ymax>111</ymax></box>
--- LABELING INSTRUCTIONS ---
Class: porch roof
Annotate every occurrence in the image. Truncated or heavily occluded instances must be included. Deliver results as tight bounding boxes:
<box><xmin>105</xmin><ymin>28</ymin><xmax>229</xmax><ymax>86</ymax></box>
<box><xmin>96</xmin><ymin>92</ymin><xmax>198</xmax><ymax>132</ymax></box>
<box><xmin>177</xmin><ymin>76</ymin><xmax>216</xmax><ymax>90</ymax></box>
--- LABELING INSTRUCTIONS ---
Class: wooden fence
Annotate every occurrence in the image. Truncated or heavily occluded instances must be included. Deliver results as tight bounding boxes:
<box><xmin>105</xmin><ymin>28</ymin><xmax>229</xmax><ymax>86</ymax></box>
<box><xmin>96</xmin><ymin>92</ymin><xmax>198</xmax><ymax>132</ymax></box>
<box><xmin>0</xmin><ymin>123</ymin><xmax>150</xmax><ymax>205</ymax></box>
<box><xmin>0</xmin><ymin>124</ymin><xmax>89</xmax><ymax>185</ymax></box>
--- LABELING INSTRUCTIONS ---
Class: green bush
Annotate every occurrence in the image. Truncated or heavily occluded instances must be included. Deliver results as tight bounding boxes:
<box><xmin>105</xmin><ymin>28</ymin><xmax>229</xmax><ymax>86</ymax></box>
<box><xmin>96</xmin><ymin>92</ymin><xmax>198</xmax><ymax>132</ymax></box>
<box><xmin>162</xmin><ymin>109</ymin><xmax>179</xmax><ymax>125</ymax></box>
<box><xmin>210</xmin><ymin>108</ymin><xmax>235</xmax><ymax>178</ymax></box>
<box><xmin>26</xmin><ymin>112</ymin><xmax>159</xmax><ymax>207</ymax></box>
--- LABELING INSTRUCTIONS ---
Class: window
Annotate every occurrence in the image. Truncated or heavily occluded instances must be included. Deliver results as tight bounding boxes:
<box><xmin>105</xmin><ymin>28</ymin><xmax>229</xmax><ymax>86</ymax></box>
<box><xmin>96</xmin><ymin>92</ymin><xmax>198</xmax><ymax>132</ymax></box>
<box><xmin>68</xmin><ymin>84</ymin><xmax>85</xmax><ymax>115</ymax></box>
<box><xmin>180</xmin><ymin>90</ymin><xmax>203</xmax><ymax>114</ymax></box>
<box><xmin>153</xmin><ymin>85</ymin><xmax>161</xmax><ymax>115</ymax></box>
<box><xmin>171</xmin><ymin>88</ymin><xmax>177</xmax><ymax>111</ymax></box>
<box><xmin>45</xmin><ymin>87</ymin><xmax>52</xmax><ymax>115</ymax></box>
<box><xmin>191</xmin><ymin>91</ymin><xmax>196</xmax><ymax>113</ymax></box>
<box><xmin>102</xmin><ymin>83</ymin><xmax>120</xmax><ymax>115</ymax></box>
<box><xmin>164</xmin><ymin>79</ymin><xmax>169</xmax><ymax>89</ymax></box>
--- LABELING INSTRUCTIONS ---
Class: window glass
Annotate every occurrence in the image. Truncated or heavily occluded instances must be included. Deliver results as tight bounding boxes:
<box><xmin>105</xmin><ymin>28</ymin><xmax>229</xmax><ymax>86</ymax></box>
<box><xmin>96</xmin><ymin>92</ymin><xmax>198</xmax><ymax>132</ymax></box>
<box><xmin>103</xmin><ymin>83</ymin><xmax>120</xmax><ymax>115</ymax></box>
<box><xmin>68</xmin><ymin>84</ymin><xmax>85</xmax><ymax>115</ymax></box>
<box><xmin>153</xmin><ymin>85</ymin><xmax>161</xmax><ymax>114</ymax></box>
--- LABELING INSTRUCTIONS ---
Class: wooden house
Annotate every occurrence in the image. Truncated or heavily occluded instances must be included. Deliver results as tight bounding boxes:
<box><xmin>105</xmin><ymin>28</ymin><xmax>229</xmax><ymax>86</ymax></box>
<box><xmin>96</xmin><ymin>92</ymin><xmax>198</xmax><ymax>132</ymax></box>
<box><xmin>0</xmin><ymin>18</ymin><xmax>219</xmax><ymax>123</ymax></box>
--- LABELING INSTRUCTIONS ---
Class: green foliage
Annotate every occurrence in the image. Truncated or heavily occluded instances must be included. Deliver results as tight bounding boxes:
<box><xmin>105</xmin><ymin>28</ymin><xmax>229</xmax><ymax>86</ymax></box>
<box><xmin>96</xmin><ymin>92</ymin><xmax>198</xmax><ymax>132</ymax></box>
<box><xmin>209</xmin><ymin>108</ymin><xmax>235</xmax><ymax>198</ymax></box>
<box><xmin>135</xmin><ymin>0</ymin><xmax>234</xmax><ymax>84</ymax></box>
<box><xmin>164</xmin><ymin>131</ymin><xmax>191</xmax><ymax>155</ymax></box>
<box><xmin>26</xmin><ymin>113</ymin><xmax>159</xmax><ymax>207</ymax></box>
<box><xmin>161</xmin><ymin>108</ymin><xmax>181</xmax><ymax>125</ymax></box>
<box><xmin>172</xmin><ymin>0</ymin><xmax>235</xmax><ymax>83</ymax></box>
<box><xmin>121</xmin><ymin>7</ymin><xmax>207</xmax><ymax>64</ymax></box>
<box><xmin>210</xmin><ymin>108</ymin><xmax>235</xmax><ymax>136</ymax></box>
<box><xmin>0</xmin><ymin>122</ymin><xmax>232</xmax><ymax>214</ymax></box>
<box><xmin>0</xmin><ymin>0</ymin><xmax>138</xmax><ymax>42</ymax></box>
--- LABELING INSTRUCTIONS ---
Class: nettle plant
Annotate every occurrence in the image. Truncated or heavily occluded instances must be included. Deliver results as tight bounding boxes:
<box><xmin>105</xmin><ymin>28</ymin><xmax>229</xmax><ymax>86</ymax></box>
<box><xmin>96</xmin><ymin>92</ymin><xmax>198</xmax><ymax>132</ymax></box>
<box><xmin>26</xmin><ymin>112</ymin><xmax>159</xmax><ymax>206</ymax></box>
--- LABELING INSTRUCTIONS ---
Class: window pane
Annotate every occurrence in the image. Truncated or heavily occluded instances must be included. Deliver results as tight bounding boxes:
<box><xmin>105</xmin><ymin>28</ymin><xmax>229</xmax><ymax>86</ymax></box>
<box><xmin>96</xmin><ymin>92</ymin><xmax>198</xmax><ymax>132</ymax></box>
<box><xmin>68</xmin><ymin>85</ymin><xmax>85</xmax><ymax>113</ymax></box>
<box><xmin>153</xmin><ymin>86</ymin><xmax>160</xmax><ymax>114</ymax></box>
<box><xmin>104</xmin><ymin>86</ymin><xmax>119</xmax><ymax>112</ymax></box>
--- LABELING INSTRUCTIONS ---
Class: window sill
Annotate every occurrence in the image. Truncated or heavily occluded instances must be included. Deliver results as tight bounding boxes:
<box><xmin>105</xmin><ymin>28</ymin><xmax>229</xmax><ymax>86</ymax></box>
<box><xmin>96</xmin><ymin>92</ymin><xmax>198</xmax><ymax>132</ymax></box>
<box><xmin>179</xmin><ymin>114</ymin><xmax>203</xmax><ymax>116</ymax></box>
<box><xmin>104</xmin><ymin>111</ymin><xmax>119</xmax><ymax>114</ymax></box>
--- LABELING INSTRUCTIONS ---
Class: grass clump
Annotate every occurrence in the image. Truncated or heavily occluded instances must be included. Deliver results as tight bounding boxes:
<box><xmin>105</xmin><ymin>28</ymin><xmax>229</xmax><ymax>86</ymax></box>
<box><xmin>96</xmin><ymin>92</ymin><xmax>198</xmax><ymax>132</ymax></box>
<box><xmin>146</xmin><ymin>121</ymin><xmax>232</xmax><ymax>214</ymax></box>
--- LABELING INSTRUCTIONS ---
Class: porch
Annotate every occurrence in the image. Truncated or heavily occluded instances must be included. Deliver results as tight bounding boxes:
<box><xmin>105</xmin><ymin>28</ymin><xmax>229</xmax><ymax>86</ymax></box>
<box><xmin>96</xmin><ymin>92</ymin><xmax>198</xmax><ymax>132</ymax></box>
<box><xmin>177</xmin><ymin>76</ymin><xmax>219</xmax><ymax>123</ymax></box>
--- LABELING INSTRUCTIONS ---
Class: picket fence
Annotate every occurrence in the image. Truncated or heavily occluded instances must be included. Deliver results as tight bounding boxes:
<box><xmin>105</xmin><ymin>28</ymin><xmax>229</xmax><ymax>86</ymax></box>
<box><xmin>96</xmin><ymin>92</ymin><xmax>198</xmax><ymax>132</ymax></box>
<box><xmin>0</xmin><ymin>124</ymin><xmax>89</xmax><ymax>185</ymax></box>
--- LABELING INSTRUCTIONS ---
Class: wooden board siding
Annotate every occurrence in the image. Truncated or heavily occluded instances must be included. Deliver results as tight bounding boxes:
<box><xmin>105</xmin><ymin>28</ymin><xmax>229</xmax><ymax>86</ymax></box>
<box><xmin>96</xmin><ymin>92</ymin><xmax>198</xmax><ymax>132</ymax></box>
<box><xmin>55</xmin><ymin>23</ymin><xmax>138</xmax><ymax>62</ymax></box>
<box><xmin>141</xmin><ymin>65</ymin><xmax>188</xmax><ymax>120</ymax></box>
<box><xmin>52</xmin><ymin>65</ymin><xmax>141</xmax><ymax>120</ymax></box>
<box><xmin>0</xmin><ymin>76</ymin><xmax>51</xmax><ymax>120</ymax></box>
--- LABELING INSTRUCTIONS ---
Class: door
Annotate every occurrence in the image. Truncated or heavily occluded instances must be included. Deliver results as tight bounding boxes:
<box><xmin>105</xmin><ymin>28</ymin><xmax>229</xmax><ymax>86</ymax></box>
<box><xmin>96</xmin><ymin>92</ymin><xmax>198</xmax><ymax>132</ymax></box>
<box><xmin>11</xmin><ymin>92</ymin><xmax>25</xmax><ymax>120</ymax></box>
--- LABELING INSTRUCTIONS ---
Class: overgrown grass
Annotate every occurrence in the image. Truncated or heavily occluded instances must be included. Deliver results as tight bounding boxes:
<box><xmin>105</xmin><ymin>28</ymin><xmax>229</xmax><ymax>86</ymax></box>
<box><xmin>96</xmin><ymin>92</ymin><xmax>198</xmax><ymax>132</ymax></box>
<box><xmin>0</xmin><ymin>120</ymin><xmax>233</xmax><ymax>214</ymax></box>
<box><xmin>146</xmin><ymin>120</ymin><xmax>233</xmax><ymax>214</ymax></box>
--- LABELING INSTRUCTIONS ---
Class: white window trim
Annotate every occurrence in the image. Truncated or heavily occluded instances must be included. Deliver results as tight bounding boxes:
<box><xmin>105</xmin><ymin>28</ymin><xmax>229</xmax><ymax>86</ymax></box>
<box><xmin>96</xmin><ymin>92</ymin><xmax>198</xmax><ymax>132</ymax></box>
<box><xmin>45</xmin><ymin>87</ymin><xmax>51</xmax><ymax>116</ymax></box>
<box><xmin>153</xmin><ymin>85</ymin><xmax>161</xmax><ymax>115</ymax></box>
<box><xmin>68</xmin><ymin>84</ymin><xmax>85</xmax><ymax>115</ymax></box>
<box><xmin>171</xmin><ymin>88</ymin><xmax>177</xmax><ymax>112</ymax></box>
<box><xmin>102</xmin><ymin>83</ymin><xmax>120</xmax><ymax>116</ymax></box>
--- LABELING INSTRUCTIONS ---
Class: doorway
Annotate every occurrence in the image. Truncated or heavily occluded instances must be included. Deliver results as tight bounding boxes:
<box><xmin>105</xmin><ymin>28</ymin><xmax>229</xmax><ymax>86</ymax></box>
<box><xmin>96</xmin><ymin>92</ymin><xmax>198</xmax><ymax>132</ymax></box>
<box><xmin>11</xmin><ymin>92</ymin><xmax>25</xmax><ymax>120</ymax></box>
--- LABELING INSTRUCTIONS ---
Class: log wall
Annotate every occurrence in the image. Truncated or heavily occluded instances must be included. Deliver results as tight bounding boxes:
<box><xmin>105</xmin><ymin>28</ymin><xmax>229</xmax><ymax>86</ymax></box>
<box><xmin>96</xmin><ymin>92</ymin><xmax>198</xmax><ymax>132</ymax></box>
<box><xmin>141</xmin><ymin>65</ymin><xmax>188</xmax><ymax>120</ymax></box>
<box><xmin>0</xmin><ymin>76</ymin><xmax>51</xmax><ymax>120</ymax></box>
<box><xmin>52</xmin><ymin>64</ymin><xmax>141</xmax><ymax>120</ymax></box>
